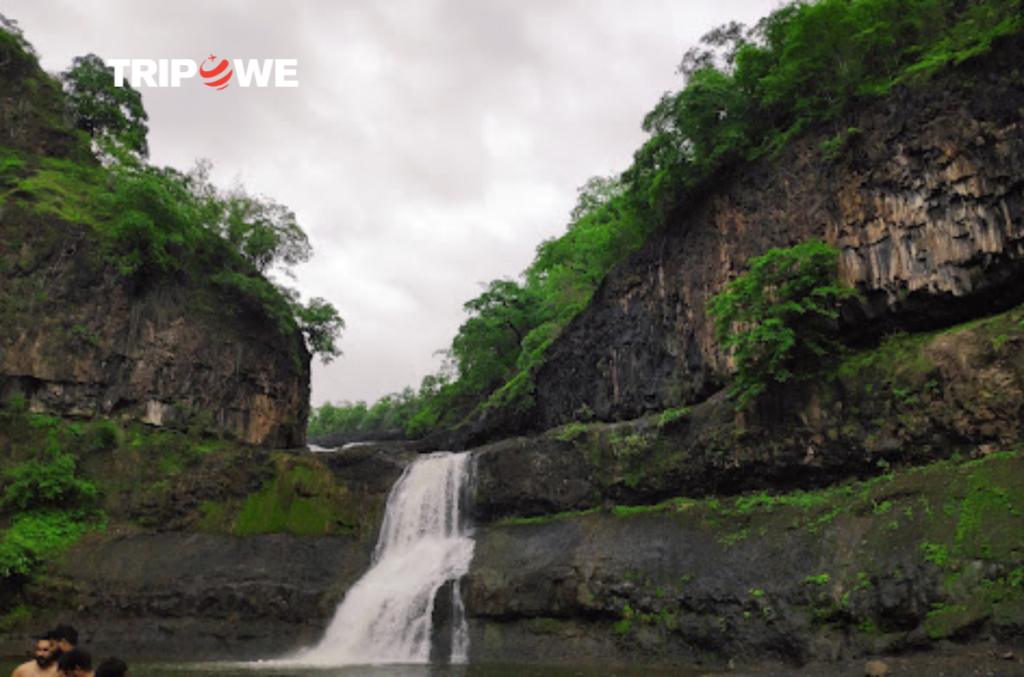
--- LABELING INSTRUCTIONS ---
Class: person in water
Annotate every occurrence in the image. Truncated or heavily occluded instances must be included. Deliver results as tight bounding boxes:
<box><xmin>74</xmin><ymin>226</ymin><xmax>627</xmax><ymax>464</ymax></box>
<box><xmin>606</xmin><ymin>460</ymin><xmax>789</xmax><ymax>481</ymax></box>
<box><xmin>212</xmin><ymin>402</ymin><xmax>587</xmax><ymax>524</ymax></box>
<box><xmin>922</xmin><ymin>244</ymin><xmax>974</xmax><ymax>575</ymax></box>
<box><xmin>92</xmin><ymin>658</ymin><xmax>127</xmax><ymax>677</ymax></box>
<box><xmin>56</xmin><ymin>648</ymin><xmax>92</xmax><ymax>677</ymax></box>
<box><xmin>10</xmin><ymin>634</ymin><xmax>59</xmax><ymax>677</ymax></box>
<box><xmin>46</xmin><ymin>626</ymin><xmax>77</xmax><ymax>656</ymax></box>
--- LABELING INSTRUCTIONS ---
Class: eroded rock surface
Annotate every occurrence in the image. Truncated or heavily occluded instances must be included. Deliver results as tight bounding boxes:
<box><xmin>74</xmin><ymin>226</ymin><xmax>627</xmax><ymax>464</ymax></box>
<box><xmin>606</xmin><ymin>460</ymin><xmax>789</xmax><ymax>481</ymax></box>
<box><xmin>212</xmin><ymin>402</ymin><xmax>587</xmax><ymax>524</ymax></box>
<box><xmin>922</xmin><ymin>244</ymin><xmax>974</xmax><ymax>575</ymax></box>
<box><xmin>0</xmin><ymin>234</ymin><xmax>310</xmax><ymax>446</ymax></box>
<box><xmin>466</xmin><ymin>452</ymin><xmax>1024</xmax><ymax>667</ymax></box>
<box><xmin>534</xmin><ymin>37</ymin><xmax>1024</xmax><ymax>430</ymax></box>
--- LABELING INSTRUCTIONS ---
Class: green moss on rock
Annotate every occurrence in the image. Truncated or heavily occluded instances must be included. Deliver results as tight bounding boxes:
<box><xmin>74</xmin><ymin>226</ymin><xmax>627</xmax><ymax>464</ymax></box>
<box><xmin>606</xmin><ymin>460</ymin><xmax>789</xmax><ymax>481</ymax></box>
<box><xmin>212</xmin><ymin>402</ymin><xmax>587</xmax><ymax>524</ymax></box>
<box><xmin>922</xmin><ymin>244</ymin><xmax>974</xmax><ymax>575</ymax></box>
<box><xmin>231</xmin><ymin>455</ymin><xmax>360</xmax><ymax>536</ymax></box>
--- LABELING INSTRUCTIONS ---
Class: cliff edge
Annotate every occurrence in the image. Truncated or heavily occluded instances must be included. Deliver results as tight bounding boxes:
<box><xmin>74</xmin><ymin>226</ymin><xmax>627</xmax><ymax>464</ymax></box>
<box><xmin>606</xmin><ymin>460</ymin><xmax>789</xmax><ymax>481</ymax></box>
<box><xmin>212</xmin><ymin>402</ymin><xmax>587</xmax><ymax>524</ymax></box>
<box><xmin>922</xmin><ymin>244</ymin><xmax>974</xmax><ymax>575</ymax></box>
<box><xmin>533</xmin><ymin>34</ymin><xmax>1024</xmax><ymax>430</ymax></box>
<box><xmin>0</xmin><ymin>32</ymin><xmax>310</xmax><ymax>446</ymax></box>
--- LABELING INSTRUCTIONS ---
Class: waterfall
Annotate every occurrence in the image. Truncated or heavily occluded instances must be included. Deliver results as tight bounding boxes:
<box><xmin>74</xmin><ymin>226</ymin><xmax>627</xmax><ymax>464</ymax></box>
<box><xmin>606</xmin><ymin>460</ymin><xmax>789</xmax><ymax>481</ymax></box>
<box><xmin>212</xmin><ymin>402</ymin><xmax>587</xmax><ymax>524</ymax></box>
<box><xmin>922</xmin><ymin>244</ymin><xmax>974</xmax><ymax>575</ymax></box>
<box><xmin>295</xmin><ymin>452</ymin><xmax>475</xmax><ymax>666</ymax></box>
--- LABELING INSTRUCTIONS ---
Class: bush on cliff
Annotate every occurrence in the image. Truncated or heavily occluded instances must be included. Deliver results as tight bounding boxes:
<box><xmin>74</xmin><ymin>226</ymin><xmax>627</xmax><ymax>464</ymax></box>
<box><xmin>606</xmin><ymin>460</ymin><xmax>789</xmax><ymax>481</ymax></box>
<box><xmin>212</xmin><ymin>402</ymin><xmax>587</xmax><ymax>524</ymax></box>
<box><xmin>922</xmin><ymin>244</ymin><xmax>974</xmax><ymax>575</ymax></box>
<box><xmin>0</xmin><ymin>431</ymin><xmax>104</xmax><ymax>581</ymax></box>
<box><xmin>708</xmin><ymin>241</ymin><xmax>852</xmax><ymax>408</ymax></box>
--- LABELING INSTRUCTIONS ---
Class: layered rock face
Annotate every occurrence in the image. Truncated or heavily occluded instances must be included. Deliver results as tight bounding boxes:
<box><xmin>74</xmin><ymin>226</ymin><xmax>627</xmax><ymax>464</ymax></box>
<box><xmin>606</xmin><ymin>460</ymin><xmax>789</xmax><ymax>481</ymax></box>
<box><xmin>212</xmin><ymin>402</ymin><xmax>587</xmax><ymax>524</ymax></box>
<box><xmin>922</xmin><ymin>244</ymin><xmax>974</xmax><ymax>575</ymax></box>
<box><xmin>0</xmin><ymin>220</ymin><xmax>311</xmax><ymax>447</ymax></box>
<box><xmin>474</xmin><ymin>299</ymin><xmax>1024</xmax><ymax>519</ymax></box>
<box><xmin>0</xmin><ymin>40</ymin><xmax>310</xmax><ymax>447</ymax></box>
<box><xmin>0</xmin><ymin>444</ymin><xmax>412</xmax><ymax>660</ymax></box>
<box><xmin>44</xmin><ymin>533</ymin><xmax>368</xmax><ymax>659</ymax></box>
<box><xmin>466</xmin><ymin>450</ymin><xmax>1024</xmax><ymax>667</ymax></box>
<box><xmin>534</xmin><ymin>37</ymin><xmax>1024</xmax><ymax>429</ymax></box>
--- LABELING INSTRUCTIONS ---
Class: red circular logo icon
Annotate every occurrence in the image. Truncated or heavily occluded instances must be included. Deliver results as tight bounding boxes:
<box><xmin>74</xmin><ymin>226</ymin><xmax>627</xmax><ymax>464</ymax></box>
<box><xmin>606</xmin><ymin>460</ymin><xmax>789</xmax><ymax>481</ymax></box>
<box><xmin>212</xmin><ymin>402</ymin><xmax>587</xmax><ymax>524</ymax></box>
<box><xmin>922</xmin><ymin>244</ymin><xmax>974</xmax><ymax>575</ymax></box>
<box><xmin>200</xmin><ymin>55</ymin><xmax>232</xmax><ymax>90</ymax></box>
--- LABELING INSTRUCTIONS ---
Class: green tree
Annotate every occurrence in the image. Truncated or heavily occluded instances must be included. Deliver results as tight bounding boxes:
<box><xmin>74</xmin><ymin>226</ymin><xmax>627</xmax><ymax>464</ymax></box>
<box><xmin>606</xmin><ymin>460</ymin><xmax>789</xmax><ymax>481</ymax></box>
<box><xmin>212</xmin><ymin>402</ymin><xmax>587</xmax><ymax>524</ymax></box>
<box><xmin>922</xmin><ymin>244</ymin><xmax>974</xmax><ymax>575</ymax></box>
<box><xmin>0</xmin><ymin>13</ymin><xmax>31</xmax><ymax>53</ymax></box>
<box><xmin>294</xmin><ymin>297</ymin><xmax>344</xmax><ymax>364</ymax></box>
<box><xmin>451</xmin><ymin>279</ymin><xmax>541</xmax><ymax>395</ymax></box>
<box><xmin>222</xmin><ymin>190</ymin><xmax>312</xmax><ymax>274</ymax></box>
<box><xmin>315</xmin><ymin>400</ymin><xmax>369</xmax><ymax>433</ymax></box>
<box><xmin>529</xmin><ymin>179</ymin><xmax>644</xmax><ymax>324</ymax></box>
<box><xmin>61</xmin><ymin>54</ymin><xmax>149</xmax><ymax>159</ymax></box>
<box><xmin>707</xmin><ymin>241</ymin><xmax>852</xmax><ymax>407</ymax></box>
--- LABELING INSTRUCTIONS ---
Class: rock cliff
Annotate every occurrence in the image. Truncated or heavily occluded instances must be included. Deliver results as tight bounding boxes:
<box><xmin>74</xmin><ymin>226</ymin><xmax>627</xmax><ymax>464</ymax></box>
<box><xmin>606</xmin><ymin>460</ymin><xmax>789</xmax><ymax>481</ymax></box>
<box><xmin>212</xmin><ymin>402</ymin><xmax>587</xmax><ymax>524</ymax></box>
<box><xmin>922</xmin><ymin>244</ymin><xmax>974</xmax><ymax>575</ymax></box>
<box><xmin>0</xmin><ymin>34</ymin><xmax>310</xmax><ymax>446</ymax></box>
<box><xmin>5</xmin><ymin>21</ymin><xmax>1024</xmax><ymax>675</ymax></box>
<box><xmin>466</xmin><ymin>449</ymin><xmax>1024</xmax><ymax>667</ymax></box>
<box><xmin>0</xmin><ymin>233</ymin><xmax>311</xmax><ymax>447</ymax></box>
<box><xmin>475</xmin><ymin>300</ymin><xmax>1024</xmax><ymax>519</ymax></box>
<box><xmin>0</xmin><ymin>441</ymin><xmax>412</xmax><ymax>659</ymax></box>
<box><xmin>533</xmin><ymin>34</ymin><xmax>1024</xmax><ymax>430</ymax></box>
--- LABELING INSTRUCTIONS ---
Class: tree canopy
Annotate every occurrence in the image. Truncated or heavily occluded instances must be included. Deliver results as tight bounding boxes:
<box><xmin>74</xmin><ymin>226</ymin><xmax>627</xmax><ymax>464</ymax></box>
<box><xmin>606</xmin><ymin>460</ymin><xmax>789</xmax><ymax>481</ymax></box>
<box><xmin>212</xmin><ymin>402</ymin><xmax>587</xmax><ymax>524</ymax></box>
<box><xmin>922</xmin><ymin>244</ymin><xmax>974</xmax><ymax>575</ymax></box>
<box><xmin>61</xmin><ymin>54</ymin><xmax>149</xmax><ymax>160</ymax></box>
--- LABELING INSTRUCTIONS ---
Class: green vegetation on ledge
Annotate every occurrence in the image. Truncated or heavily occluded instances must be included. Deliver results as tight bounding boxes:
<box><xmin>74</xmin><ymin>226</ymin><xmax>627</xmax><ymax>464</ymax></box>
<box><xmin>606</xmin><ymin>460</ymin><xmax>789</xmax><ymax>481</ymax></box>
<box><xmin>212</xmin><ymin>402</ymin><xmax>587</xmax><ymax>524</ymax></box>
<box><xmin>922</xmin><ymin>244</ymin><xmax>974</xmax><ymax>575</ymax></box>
<box><xmin>495</xmin><ymin>450</ymin><xmax>1024</xmax><ymax>643</ymax></box>
<box><xmin>0</xmin><ymin>397</ymin><xmax>383</xmax><ymax>621</ymax></box>
<box><xmin>198</xmin><ymin>454</ymin><xmax>363</xmax><ymax>537</ymax></box>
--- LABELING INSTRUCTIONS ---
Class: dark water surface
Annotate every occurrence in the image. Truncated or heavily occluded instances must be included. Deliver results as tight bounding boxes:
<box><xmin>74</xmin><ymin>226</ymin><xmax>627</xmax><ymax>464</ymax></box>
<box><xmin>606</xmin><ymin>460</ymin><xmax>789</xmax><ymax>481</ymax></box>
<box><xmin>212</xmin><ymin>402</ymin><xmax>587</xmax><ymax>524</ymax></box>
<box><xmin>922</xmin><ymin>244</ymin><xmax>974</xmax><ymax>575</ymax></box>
<box><xmin>142</xmin><ymin>664</ymin><xmax>705</xmax><ymax>677</ymax></box>
<box><xmin>0</xmin><ymin>660</ymin><xmax>710</xmax><ymax>677</ymax></box>
<box><xmin>7</xmin><ymin>646</ymin><xmax>1024</xmax><ymax>676</ymax></box>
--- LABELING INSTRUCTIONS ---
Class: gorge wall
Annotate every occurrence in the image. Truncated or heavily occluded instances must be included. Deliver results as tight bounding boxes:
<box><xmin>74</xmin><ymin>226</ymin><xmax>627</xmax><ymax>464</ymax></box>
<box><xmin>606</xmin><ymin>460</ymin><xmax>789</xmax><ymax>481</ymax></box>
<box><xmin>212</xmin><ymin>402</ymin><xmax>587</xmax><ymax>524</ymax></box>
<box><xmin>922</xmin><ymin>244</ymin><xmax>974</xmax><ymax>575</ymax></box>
<box><xmin>0</xmin><ymin>36</ymin><xmax>310</xmax><ymax>447</ymax></box>
<box><xmin>532</xmin><ymin>35</ymin><xmax>1024</xmax><ymax>430</ymax></box>
<box><xmin>0</xmin><ymin>442</ymin><xmax>413</xmax><ymax>659</ymax></box>
<box><xmin>451</xmin><ymin>36</ymin><xmax>1024</xmax><ymax>667</ymax></box>
<box><xmin>0</xmin><ymin>233</ymin><xmax>311</xmax><ymax>447</ymax></box>
<box><xmin>460</xmin><ymin>305</ymin><xmax>1024</xmax><ymax>666</ymax></box>
<box><xmin>6</xmin><ymin>22</ymin><xmax>1024</xmax><ymax>675</ymax></box>
<box><xmin>465</xmin><ymin>448</ymin><xmax>1024</xmax><ymax>668</ymax></box>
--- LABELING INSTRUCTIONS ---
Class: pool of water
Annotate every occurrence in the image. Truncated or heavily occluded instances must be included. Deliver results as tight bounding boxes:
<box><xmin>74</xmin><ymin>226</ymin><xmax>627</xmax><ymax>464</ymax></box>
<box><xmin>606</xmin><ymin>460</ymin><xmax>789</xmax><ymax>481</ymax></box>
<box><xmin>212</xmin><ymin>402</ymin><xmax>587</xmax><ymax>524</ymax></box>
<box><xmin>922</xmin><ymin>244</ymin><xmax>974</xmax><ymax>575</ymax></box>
<box><xmin>0</xmin><ymin>659</ymin><xmax>711</xmax><ymax>677</ymax></box>
<box><xmin>9</xmin><ymin>648</ymin><xmax>1024</xmax><ymax>677</ymax></box>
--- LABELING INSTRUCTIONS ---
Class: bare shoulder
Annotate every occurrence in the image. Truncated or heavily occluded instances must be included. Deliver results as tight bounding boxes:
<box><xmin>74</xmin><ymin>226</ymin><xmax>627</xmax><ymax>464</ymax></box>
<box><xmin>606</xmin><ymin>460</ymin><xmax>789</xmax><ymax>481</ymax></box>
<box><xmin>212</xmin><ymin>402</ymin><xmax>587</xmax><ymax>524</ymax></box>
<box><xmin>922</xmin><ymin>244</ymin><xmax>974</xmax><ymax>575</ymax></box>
<box><xmin>10</xmin><ymin>661</ymin><xmax>33</xmax><ymax>677</ymax></box>
<box><xmin>10</xmin><ymin>662</ymin><xmax>54</xmax><ymax>677</ymax></box>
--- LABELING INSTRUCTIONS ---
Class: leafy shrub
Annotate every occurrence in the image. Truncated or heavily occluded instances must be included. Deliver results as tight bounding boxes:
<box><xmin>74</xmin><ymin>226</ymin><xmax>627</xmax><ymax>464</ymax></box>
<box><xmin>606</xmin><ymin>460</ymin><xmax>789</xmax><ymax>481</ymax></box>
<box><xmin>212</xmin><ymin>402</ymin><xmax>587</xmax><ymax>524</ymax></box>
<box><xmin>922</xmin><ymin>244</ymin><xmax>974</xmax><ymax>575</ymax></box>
<box><xmin>820</xmin><ymin>127</ymin><xmax>860</xmax><ymax>163</ymax></box>
<box><xmin>0</xmin><ymin>153</ymin><xmax>25</xmax><ymax>188</ymax></box>
<box><xmin>0</xmin><ymin>441</ymin><xmax>104</xmax><ymax>581</ymax></box>
<box><xmin>0</xmin><ymin>510</ymin><xmax>97</xmax><ymax>578</ymax></box>
<box><xmin>708</xmin><ymin>241</ymin><xmax>852</xmax><ymax>407</ymax></box>
<box><xmin>80</xmin><ymin>420</ymin><xmax>119</xmax><ymax>453</ymax></box>
<box><xmin>556</xmin><ymin>422</ymin><xmax>591</xmax><ymax>443</ymax></box>
<box><xmin>101</xmin><ymin>165</ymin><xmax>207</xmax><ymax>275</ymax></box>
<box><xmin>1</xmin><ymin>450</ymin><xmax>97</xmax><ymax>514</ymax></box>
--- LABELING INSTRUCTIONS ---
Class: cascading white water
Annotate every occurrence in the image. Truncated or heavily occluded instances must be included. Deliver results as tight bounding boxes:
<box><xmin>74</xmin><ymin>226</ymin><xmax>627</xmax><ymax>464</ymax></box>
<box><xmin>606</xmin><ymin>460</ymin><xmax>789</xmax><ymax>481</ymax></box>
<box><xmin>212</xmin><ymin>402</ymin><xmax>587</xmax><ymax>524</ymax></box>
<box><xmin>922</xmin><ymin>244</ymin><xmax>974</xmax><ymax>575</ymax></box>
<box><xmin>295</xmin><ymin>452</ymin><xmax>475</xmax><ymax>666</ymax></box>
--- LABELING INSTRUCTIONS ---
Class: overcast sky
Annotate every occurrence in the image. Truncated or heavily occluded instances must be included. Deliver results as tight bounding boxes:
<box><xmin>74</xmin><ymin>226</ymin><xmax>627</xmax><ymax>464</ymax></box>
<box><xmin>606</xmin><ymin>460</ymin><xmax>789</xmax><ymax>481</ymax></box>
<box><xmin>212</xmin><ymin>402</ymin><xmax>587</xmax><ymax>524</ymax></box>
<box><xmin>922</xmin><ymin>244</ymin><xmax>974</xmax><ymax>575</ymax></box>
<box><xmin>4</xmin><ymin>0</ymin><xmax>781</xmax><ymax>407</ymax></box>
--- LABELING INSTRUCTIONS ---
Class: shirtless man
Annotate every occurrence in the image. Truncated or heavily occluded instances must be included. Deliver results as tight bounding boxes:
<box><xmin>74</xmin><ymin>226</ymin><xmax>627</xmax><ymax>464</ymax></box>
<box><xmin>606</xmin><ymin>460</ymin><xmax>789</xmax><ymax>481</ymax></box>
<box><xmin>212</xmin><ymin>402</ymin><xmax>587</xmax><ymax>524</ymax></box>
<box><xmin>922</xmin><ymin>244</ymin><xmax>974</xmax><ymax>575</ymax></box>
<box><xmin>10</xmin><ymin>635</ymin><xmax>59</xmax><ymax>677</ymax></box>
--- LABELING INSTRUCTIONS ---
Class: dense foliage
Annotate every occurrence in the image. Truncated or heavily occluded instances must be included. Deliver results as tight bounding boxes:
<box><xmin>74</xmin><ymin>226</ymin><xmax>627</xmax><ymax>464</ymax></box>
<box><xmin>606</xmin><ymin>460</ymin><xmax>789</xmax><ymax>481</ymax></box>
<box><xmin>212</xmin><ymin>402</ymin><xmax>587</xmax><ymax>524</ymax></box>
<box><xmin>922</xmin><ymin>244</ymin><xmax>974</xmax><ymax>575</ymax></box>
<box><xmin>0</xmin><ymin>404</ymin><xmax>104</xmax><ymax>581</ymax></box>
<box><xmin>708</xmin><ymin>241</ymin><xmax>852</xmax><ymax>407</ymax></box>
<box><xmin>62</xmin><ymin>53</ymin><xmax>149</xmax><ymax>160</ymax></box>
<box><xmin>627</xmin><ymin>0</ymin><xmax>1024</xmax><ymax>213</ymax></box>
